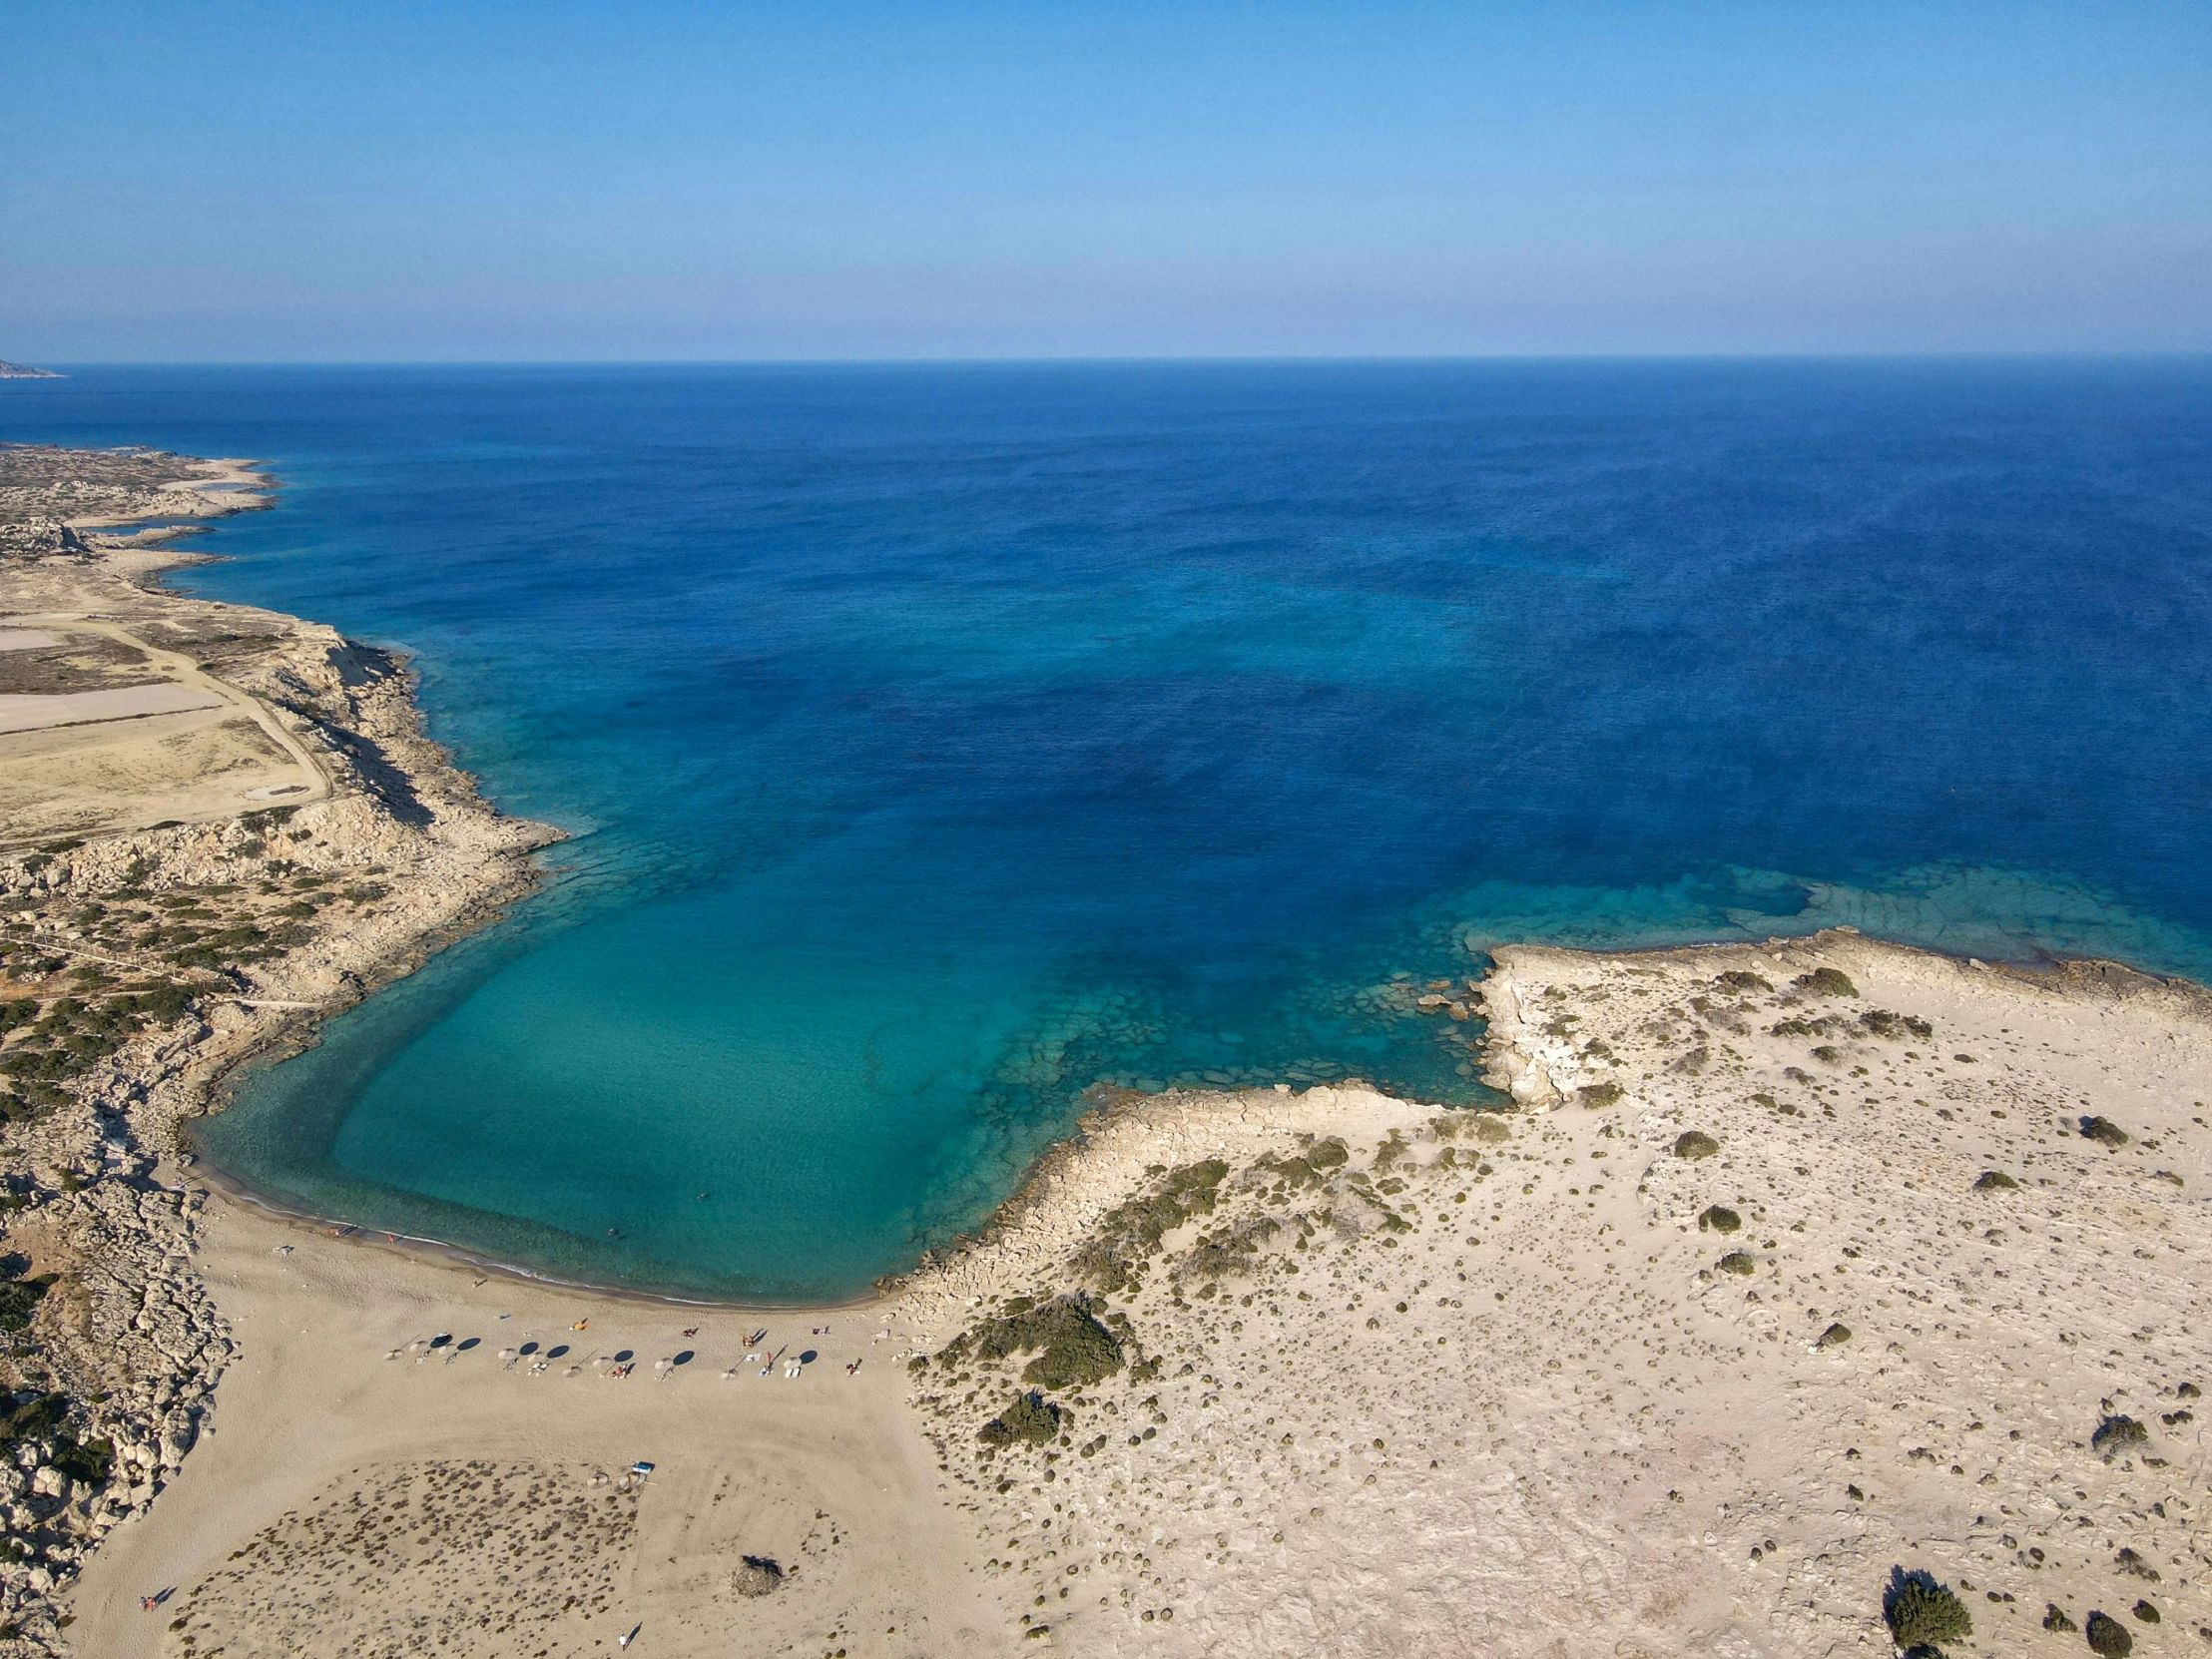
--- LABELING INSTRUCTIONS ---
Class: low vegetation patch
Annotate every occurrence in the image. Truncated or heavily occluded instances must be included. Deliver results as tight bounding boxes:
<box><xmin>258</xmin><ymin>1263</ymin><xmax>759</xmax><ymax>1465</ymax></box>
<box><xmin>1797</xmin><ymin>967</ymin><xmax>1859</xmax><ymax>997</ymax></box>
<box><xmin>1672</xmin><ymin>1130</ymin><xmax>1720</xmax><ymax>1160</ymax></box>
<box><xmin>1576</xmin><ymin>1082</ymin><xmax>1623</xmax><ymax>1108</ymax></box>
<box><xmin>1072</xmin><ymin>1160</ymin><xmax>1229</xmax><ymax>1293</ymax></box>
<box><xmin>978</xmin><ymin>1389</ymin><xmax>1063</xmax><ymax>1447</ymax></box>
<box><xmin>1716</xmin><ymin>1251</ymin><xmax>1756</xmax><ymax>1277</ymax></box>
<box><xmin>1971</xmin><ymin>1171</ymin><xmax>2018</xmax><ymax>1193</ymax></box>
<box><xmin>960</xmin><ymin>1295</ymin><xmax>1125</xmax><ymax>1388</ymax></box>
<box><xmin>1697</xmin><ymin>1205</ymin><xmax>1742</xmax><ymax>1234</ymax></box>
<box><xmin>1252</xmin><ymin>1139</ymin><xmax>1348</xmax><ymax>1193</ymax></box>
<box><xmin>1860</xmin><ymin>1008</ymin><xmax>1935</xmax><ymax>1041</ymax></box>
<box><xmin>732</xmin><ymin>1556</ymin><xmax>783</xmax><ymax>1597</ymax></box>
<box><xmin>0</xmin><ymin>1258</ymin><xmax>54</xmax><ymax>1332</ymax></box>
<box><xmin>1883</xmin><ymin>1569</ymin><xmax>1971</xmax><ymax>1650</ymax></box>
<box><xmin>2080</xmin><ymin>1116</ymin><xmax>2129</xmax><ymax>1148</ymax></box>
<box><xmin>1181</xmin><ymin>1216</ymin><xmax>1283</xmax><ymax>1283</ymax></box>
<box><xmin>2085</xmin><ymin>1610</ymin><xmax>2132</xmax><ymax>1657</ymax></box>
<box><xmin>2091</xmin><ymin>1415</ymin><xmax>2147</xmax><ymax>1460</ymax></box>
<box><xmin>0</xmin><ymin>1391</ymin><xmax>107</xmax><ymax>1487</ymax></box>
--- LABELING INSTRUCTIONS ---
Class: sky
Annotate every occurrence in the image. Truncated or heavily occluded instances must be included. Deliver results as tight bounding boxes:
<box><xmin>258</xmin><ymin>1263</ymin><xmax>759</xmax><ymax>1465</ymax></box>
<box><xmin>4</xmin><ymin>0</ymin><xmax>2209</xmax><ymax>359</ymax></box>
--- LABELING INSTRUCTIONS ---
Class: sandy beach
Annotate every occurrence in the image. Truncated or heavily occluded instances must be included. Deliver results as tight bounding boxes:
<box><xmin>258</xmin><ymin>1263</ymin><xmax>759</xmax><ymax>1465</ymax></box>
<box><xmin>60</xmin><ymin>928</ymin><xmax>2212</xmax><ymax>1659</ymax></box>
<box><xmin>3</xmin><ymin>444</ymin><xmax>2209</xmax><ymax>1658</ymax></box>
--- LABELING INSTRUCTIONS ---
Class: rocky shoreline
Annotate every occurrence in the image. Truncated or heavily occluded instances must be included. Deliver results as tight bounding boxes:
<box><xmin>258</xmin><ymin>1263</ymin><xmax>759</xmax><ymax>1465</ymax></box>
<box><xmin>0</xmin><ymin>443</ymin><xmax>556</xmax><ymax>1653</ymax></box>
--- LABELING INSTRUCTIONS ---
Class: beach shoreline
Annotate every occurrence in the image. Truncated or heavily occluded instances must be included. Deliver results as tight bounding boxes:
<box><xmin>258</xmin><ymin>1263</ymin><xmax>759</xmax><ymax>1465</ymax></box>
<box><xmin>54</xmin><ymin>923</ymin><xmax>2212</xmax><ymax>1659</ymax></box>
<box><xmin>7</xmin><ymin>442</ymin><xmax>2212</xmax><ymax>1658</ymax></box>
<box><xmin>180</xmin><ymin>927</ymin><xmax>2212</xmax><ymax>1315</ymax></box>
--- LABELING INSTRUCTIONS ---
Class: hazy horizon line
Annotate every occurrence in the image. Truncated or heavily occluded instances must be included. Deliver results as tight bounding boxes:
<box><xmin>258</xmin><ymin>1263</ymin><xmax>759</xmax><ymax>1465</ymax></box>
<box><xmin>13</xmin><ymin>349</ymin><xmax>2212</xmax><ymax>371</ymax></box>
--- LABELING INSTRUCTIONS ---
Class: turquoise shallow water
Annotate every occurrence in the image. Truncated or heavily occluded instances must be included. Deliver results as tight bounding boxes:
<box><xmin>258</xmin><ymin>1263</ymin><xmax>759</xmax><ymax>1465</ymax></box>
<box><xmin>5</xmin><ymin>360</ymin><xmax>2209</xmax><ymax>1299</ymax></box>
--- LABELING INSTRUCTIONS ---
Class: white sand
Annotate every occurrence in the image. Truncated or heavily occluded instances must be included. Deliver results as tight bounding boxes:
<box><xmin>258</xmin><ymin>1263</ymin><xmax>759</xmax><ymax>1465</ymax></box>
<box><xmin>67</xmin><ymin>1211</ymin><xmax>997</xmax><ymax>1659</ymax></box>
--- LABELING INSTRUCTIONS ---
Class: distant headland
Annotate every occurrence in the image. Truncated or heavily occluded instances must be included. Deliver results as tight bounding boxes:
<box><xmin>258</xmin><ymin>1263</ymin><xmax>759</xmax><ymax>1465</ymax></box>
<box><xmin>0</xmin><ymin>360</ymin><xmax>64</xmax><ymax>379</ymax></box>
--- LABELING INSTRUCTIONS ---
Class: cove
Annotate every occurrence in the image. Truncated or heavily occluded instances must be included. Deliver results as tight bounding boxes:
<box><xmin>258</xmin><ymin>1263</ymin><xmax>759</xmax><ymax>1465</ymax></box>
<box><xmin>5</xmin><ymin>359</ymin><xmax>2208</xmax><ymax>1299</ymax></box>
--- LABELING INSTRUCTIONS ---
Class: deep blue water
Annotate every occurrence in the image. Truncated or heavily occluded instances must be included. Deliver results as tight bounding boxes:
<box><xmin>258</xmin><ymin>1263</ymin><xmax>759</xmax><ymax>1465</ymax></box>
<box><xmin>5</xmin><ymin>361</ymin><xmax>2209</xmax><ymax>1299</ymax></box>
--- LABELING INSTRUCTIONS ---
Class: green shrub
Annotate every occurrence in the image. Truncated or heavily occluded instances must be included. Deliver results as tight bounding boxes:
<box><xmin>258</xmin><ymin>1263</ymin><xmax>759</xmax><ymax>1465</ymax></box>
<box><xmin>1716</xmin><ymin>1252</ymin><xmax>1756</xmax><ymax>1277</ymax></box>
<box><xmin>2085</xmin><ymin>1610</ymin><xmax>2132</xmax><ymax>1657</ymax></box>
<box><xmin>2133</xmin><ymin>1601</ymin><xmax>2159</xmax><ymax>1624</ymax></box>
<box><xmin>116</xmin><ymin>983</ymin><xmax>192</xmax><ymax>1024</ymax></box>
<box><xmin>1816</xmin><ymin>1323</ymin><xmax>1853</xmax><ymax>1350</ymax></box>
<box><xmin>2080</xmin><ymin>1116</ymin><xmax>2129</xmax><ymax>1148</ymax></box>
<box><xmin>1673</xmin><ymin>1131</ymin><xmax>1719</xmax><ymax>1160</ymax></box>
<box><xmin>1971</xmin><ymin>1171</ymin><xmax>2017</xmax><ymax>1193</ymax></box>
<box><xmin>1577</xmin><ymin>1082</ymin><xmax>1623</xmax><ymax>1108</ymax></box>
<box><xmin>1181</xmin><ymin>1216</ymin><xmax>1283</xmax><ymax>1284</ymax></box>
<box><xmin>2115</xmin><ymin>1548</ymin><xmax>2158</xmax><ymax>1580</ymax></box>
<box><xmin>1797</xmin><ymin>967</ymin><xmax>1859</xmax><ymax>997</ymax></box>
<box><xmin>50</xmin><ymin>1434</ymin><xmax>111</xmax><ymax>1487</ymax></box>
<box><xmin>969</xmin><ymin>1296</ymin><xmax>1125</xmax><ymax>1388</ymax></box>
<box><xmin>1860</xmin><ymin>1008</ymin><xmax>1934</xmax><ymax>1041</ymax></box>
<box><xmin>2043</xmin><ymin>1604</ymin><xmax>2077</xmax><ymax>1633</ymax></box>
<box><xmin>1715</xmin><ymin>971</ymin><xmax>1772</xmax><ymax>992</ymax></box>
<box><xmin>1697</xmin><ymin>1205</ymin><xmax>1741</xmax><ymax>1234</ymax></box>
<box><xmin>1072</xmin><ymin>1160</ymin><xmax>1229</xmax><ymax>1292</ymax></box>
<box><xmin>1883</xmin><ymin>1570</ymin><xmax>1971</xmax><ymax>1648</ymax></box>
<box><xmin>978</xmin><ymin>1389</ymin><xmax>1062</xmax><ymax>1447</ymax></box>
<box><xmin>0</xmin><ymin>1251</ymin><xmax>38</xmax><ymax>1302</ymax></box>
<box><xmin>2092</xmin><ymin>1415</ymin><xmax>2147</xmax><ymax>1460</ymax></box>
<box><xmin>0</xmin><ymin>1392</ymin><xmax>67</xmax><ymax>1458</ymax></box>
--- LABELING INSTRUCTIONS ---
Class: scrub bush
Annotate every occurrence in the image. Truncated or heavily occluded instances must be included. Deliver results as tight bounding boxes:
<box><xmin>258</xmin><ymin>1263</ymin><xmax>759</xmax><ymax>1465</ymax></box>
<box><xmin>1883</xmin><ymin>1570</ymin><xmax>1970</xmax><ymax>1649</ymax></box>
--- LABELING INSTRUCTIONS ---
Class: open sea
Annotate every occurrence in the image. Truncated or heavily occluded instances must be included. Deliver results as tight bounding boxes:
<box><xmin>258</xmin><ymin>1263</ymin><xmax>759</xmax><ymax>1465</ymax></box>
<box><xmin>4</xmin><ymin>360</ymin><xmax>2208</xmax><ymax>1299</ymax></box>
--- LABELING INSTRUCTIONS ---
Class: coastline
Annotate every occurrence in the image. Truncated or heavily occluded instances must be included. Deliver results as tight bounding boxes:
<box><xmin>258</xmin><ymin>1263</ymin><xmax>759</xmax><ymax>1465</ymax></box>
<box><xmin>54</xmin><ymin>922</ymin><xmax>2212</xmax><ymax>1659</ymax></box>
<box><xmin>4</xmin><ymin>442</ymin><xmax>2211</xmax><ymax>1656</ymax></box>
<box><xmin>0</xmin><ymin>442</ymin><xmax>561</xmax><ymax>1652</ymax></box>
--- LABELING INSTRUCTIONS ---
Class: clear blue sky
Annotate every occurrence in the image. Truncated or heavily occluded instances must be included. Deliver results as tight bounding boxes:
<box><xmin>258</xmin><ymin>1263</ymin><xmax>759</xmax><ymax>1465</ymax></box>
<box><xmin>6</xmin><ymin>1</ymin><xmax>2208</xmax><ymax>359</ymax></box>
